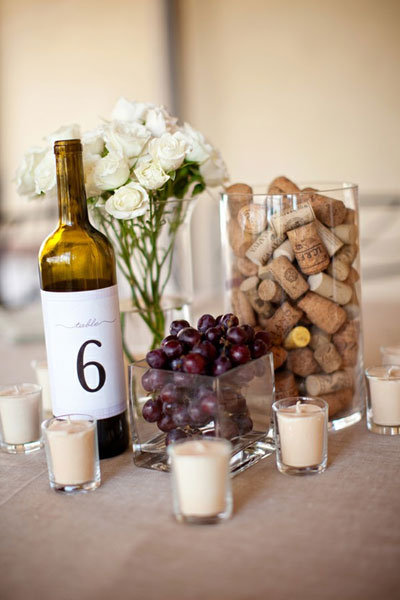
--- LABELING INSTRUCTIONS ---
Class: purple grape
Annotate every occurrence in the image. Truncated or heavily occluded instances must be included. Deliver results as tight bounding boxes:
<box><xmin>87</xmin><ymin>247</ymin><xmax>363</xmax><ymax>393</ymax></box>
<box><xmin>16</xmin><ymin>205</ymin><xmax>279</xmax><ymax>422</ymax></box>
<box><xmin>146</xmin><ymin>348</ymin><xmax>167</xmax><ymax>369</ymax></box>
<box><xmin>232</xmin><ymin>414</ymin><xmax>253</xmax><ymax>435</ymax></box>
<box><xmin>170</xmin><ymin>357</ymin><xmax>183</xmax><ymax>372</ymax></box>
<box><xmin>182</xmin><ymin>353</ymin><xmax>206</xmax><ymax>375</ymax></box>
<box><xmin>177</xmin><ymin>327</ymin><xmax>201</xmax><ymax>349</ymax></box>
<box><xmin>165</xmin><ymin>429</ymin><xmax>188</xmax><ymax>445</ymax></box>
<box><xmin>197</xmin><ymin>314</ymin><xmax>216</xmax><ymax>333</ymax></box>
<box><xmin>249</xmin><ymin>339</ymin><xmax>268</xmax><ymax>359</ymax></box>
<box><xmin>142</xmin><ymin>399</ymin><xmax>162</xmax><ymax>423</ymax></box>
<box><xmin>242</xmin><ymin>324</ymin><xmax>255</xmax><ymax>343</ymax></box>
<box><xmin>218</xmin><ymin>417</ymin><xmax>240</xmax><ymax>440</ymax></box>
<box><xmin>196</xmin><ymin>385</ymin><xmax>214</xmax><ymax>400</ymax></box>
<box><xmin>141</xmin><ymin>369</ymin><xmax>168</xmax><ymax>392</ymax></box>
<box><xmin>205</xmin><ymin>326</ymin><xmax>224</xmax><ymax>345</ymax></box>
<box><xmin>226</xmin><ymin>326</ymin><xmax>248</xmax><ymax>345</ymax></box>
<box><xmin>187</xmin><ymin>402</ymin><xmax>210</xmax><ymax>427</ymax></box>
<box><xmin>172</xmin><ymin>404</ymin><xmax>190</xmax><ymax>427</ymax></box>
<box><xmin>200</xmin><ymin>391</ymin><xmax>218</xmax><ymax>416</ymax></box>
<box><xmin>161</xmin><ymin>335</ymin><xmax>177</xmax><ymax>348</ymax></box>
<box><xmin>220</xmin><ymin>313</ymin><xmax>239</xmax><ymax>330</ymax></box>
<box><xmin>215</xmin><ymin>315</ymin><xmax>223</xmax><ymax>325</ymax></box>
<box><xmin>163</xmin><ymin>339</ymin><xmax>184</xmax><ymax>360</ymax></box>
<box><xmin>212</xmin><ymin>355</ymin><xmax>232</xmax><ymax>376</ymax></box>
<box><xmin>157</xmin><ymin>414</ymin><xmax>176</xmax><ymax>432</ymax></box>
<box><xmin>160</xmin><ymin>383</ymin><xmax>182</xmax><ymax>404</ymax></box>
<box><xmin>192</xmin><ymin>341</ymin><xmax>217</xmax><ymax>362</ymax></box>
<box><xmin>172</xmin><ymin>371</ymin><xmax>188</xmax><ymax>387</ymax></box>
<box><xmin>254</xmin><ymin>331</ymin><xmax>273</xmax><ymax>349</ymax></box>
<box><xmin>170</xmin><ymin>320</ymin><xmax>190</xmax><ymax>336</ymax></box>
<box><xmin>222</xmin><ymin>392</ymin><xmax>246</xmax><ymax>414</ymax></box>
<box><xmin>230</xmin><ymin>344</ymin><xmax>251</xmax><ymax>365</ymax></box>
<box><xmin>162</xmin><ymin>401</ymin><xmax>179</xmax><ymax>416</ymax></box>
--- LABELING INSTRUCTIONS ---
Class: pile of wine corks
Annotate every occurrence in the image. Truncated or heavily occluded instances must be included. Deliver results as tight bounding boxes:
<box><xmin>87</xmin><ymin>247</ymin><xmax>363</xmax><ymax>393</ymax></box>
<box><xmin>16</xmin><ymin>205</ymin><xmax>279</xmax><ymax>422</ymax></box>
<box><xmin>226</xmin><ymin>176</ymin><xmax>361</xmax><ymax>419</ymax></box>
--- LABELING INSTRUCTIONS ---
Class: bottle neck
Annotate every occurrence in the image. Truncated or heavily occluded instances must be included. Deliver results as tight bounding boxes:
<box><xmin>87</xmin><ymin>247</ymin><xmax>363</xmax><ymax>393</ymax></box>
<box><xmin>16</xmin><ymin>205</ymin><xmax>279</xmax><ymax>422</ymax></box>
<box><xmin>56</xmin><ymin>149</ymin><xmax>89</xmax><ymax>226</ymax></box>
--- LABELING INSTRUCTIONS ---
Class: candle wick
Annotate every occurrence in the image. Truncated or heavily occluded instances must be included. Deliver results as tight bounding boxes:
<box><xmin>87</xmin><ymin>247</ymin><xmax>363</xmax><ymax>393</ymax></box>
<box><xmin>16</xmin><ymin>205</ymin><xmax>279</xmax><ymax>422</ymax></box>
<box><xmin>296</xmin><ymin>400</ymin><xmax>302</xmax><ymax>413</ymax></box>
<box><xmin>387</xmin><ymin>366</ymin><xmax>396</xmax><ymax>379</ymax></box>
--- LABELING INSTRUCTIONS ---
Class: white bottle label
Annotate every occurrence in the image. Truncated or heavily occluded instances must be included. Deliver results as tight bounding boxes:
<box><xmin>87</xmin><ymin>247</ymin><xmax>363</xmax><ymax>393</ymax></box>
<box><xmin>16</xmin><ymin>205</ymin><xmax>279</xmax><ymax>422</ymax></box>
<box><xmin>40</xmin><ymin>285</ymin><xmax>126</xmax><ymax>419</ymax></box>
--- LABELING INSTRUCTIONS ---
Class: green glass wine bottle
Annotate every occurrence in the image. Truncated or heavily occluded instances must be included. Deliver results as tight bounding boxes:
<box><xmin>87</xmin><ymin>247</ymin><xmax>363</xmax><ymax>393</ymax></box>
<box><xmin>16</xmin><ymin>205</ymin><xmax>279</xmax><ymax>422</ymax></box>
<box><xmin>38</xmin><ymin>139</ymin><xmax>129</xmax><ymax>459</ymax></box>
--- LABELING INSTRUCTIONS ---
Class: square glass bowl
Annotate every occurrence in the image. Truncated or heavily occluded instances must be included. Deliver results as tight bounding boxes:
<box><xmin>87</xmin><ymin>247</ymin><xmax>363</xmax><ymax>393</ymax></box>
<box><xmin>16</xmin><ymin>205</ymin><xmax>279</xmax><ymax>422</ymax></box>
<box><xmin>129</xmin><ymin>354</ymin><xmax>275</xmax><ymax>475</ymax></box>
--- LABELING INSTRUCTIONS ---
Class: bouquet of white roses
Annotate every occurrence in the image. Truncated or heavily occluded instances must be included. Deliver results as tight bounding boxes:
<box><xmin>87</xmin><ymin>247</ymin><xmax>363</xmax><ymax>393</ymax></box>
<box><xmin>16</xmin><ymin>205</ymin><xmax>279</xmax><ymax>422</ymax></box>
<box><xmin>16</xmin><ymin>98</ymin><xmax>228</xmax><ymax>354</ymax></box>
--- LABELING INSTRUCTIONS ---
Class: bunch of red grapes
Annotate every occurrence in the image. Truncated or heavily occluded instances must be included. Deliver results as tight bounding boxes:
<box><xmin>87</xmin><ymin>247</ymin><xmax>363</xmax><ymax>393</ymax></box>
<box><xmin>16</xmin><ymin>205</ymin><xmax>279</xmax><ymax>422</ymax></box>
<box><xmin>140</xmin><ymin>313</ymin><xmax>271</xmax><ymax>445</ymax></box>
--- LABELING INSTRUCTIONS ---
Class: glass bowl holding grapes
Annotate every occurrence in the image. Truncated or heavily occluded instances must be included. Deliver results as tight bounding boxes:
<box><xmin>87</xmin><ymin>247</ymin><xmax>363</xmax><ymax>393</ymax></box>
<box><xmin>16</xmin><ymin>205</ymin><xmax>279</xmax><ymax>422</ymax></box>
<box><xmin>129</xmin><ymin>313</ymin><xmax>275</xmax><ymax>475</ymax></box>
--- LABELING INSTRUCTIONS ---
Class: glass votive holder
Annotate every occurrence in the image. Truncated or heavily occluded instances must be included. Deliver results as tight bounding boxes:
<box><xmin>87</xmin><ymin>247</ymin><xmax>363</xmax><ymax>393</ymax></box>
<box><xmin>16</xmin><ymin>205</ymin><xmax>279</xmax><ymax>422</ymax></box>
<box><xmin>168</xmin><ymin>438</ymin><xmax>233</xmax><ymax>525</ymax></box>
<box><xmin>380</xmin><ymin>345</ymin><xmax>400</xmax><ymax>367</ymax></box>
<box><xmin>272</xmin><ymin>397</ymin><xmax>328</xmax><ymax>475</ymax></box>
<box><xmin>0</xmin><ymin>383</ymin><xmax>43</xmax><ymax>454</ymax></box>
<box><xmin>365</xmin><ymin>366</ymin><xmax>400</xmax><ymax>435</ymax></box>
<box><xmin>31</xmin><ymin>359</ymin><xmax>52</xmax><ymax>417</ymax></box>
<box><xmin>42</xmin><ymin>414</ymin><xmax>101</xmax><ymax>493</ymax></box>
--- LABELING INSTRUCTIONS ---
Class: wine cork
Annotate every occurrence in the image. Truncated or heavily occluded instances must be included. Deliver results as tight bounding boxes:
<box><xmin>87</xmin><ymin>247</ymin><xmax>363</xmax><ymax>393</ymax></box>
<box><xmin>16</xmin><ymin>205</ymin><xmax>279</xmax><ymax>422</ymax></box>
<box><xmin>237</xmin><ymin>205</ymin><xmax>267</xmax><ymax>234</ymax></box>
<box><xmin>275</xmin><ymin>370</ymin><xmax>299</xmax><ymax>400</ymax></box>
<box><xmin>327</xmin><ymin>257</ymin><xmax>350</xmax><ymax>282</ymax></box>
<box><xmin>314</xmin><ymin>220</ymin><xmax>343</xmax><ymax>257</ymax></box>
<box><xmin>305</xmin><ymin>189</ymin><xmax>347</xmax><ymax>227</ymax></box>
<box><xmin>258</xmin><ymin>263</ymin><xmax>274</xmax><ymax>280</ymax></box>
<box><xmin>297</xmin><ymin>292</ymin><xmax>347</xmax><ymax>334</ymax></box>
<box><xmin>225</xmin><ymin>276</ymin><xmax>243</xmax><ymax>291</ymax></box>
<box><xmin>249</xmin><ymin>294</ymin><xmax>273</xmax><ymax>315</ymax></box>
<box><xmin>266</xmin><ymin>256</ymin><xmax>309</xmax><ymax>300</ymax></box>
<box><xmin>344</xmin><ymin>304</ymin><xmax>360</xmax><ymax>320</ymax></box>
<box><xmin>313</xmin><ymin>343</ymin><xmax>342</xmax><ymax>374</ymax></box>
<box><xmin>286</xmin><ymin>348</ymin><xmax>319</xmax><ymax>377</ymax></box>
<box><xmin>263</xmin><ymin>301</ymin><xmax>303</xmax><ymax>339</ymax></box>
<box><xmin>332</xmin><ymin>224</ymin><xmax>358</xmax><ymax>245</ymax></box>
<box><xmin>283</xmin><ymin>326</ymin><xmax>311</xmax><ymax>350</ymax></box>
<box><xmin>239</xmin><ymin>276</ymin><xmax>259</xmax><ymax>295</ymax></box>
<box><xmin>307</xmin><ymin>272</ymin><xmax>353</xmax><ymax>306</ymax></box>
<box><xmin>287</xmin><ymin>222</ymin><xmax>330</xmax><ymax>275</ymax></box>
<box><xmin>245</xmin><ymin>229</ymin><xmax>285</xmax><ymax>266</ymax></box>
<box><xmin>272</xmin><ymin>238</ymin><xmax>295</xmax><ymax>262</ymax></box>
<box><xmin>258</xmin><ymin>279</ymin><xmax>285</xmax><ymax>303</ymax></box>
<box><xmin>257</xmin><ymin>312</ymin><xmax>277</xmax><ymax>329</ymax></box>
<box><xmin>319</xmin><ymin>388</ymin><xmax>353</xmax><ymax>418</ymax></box>
<box><xmin>335</xmin><ymin>244</ymin><xmax>358</xmax><ymax>265</ymax></box>
<box><xmin>309</xmin><ymin>326</ymin><xmax>331</xmax><ymax>350</ymax></box>
<box><xmin>305</xmin><ymin>369</ymin><xmax>352</xmax><ymax>396</ymax></box>
<box><xmin>231</xmin><ymin>289</ymin><xmax>256</xmax><ymax>326</ymax></box>
<box><xmin>236</xmin><ymin>257</ymin><xmax>258</xmax><ymax>277</ymax></box>
<box><xmin>270</xmin><ymin>202</ymin><xmax>315</xmax><ymax>236</ymax></box>
<box><xmin>268</xmin><ymin>176</ymin><xmax>300</xmax><ymax>194</ymax></box>
<box><xmin>332</xmin><ymin>320</ymin><xmax>359</xmax><ymax>367</ymax></box>
<box><xmin>228</xmin><ymin>219</ymin><xmax>256</xmax><ymax>258</ymax></box>
<box><xmin>271</xmin><ymin>346</ymin><xmax>288</xmax><ymax>370</ymax></box>
<box><xmin>344</xmin><ymin>208</ymin><xmax>356</xmax><ymax>224</ymax></box>
<box><xmin>225</xmin><ymin>183</ymin><xmax>253</xmax><ymax>218</ymax></box>
<box><xmin>344</xmin><ymin>267</ymin><xmax>360</xmax><ymax>286</ymax></box>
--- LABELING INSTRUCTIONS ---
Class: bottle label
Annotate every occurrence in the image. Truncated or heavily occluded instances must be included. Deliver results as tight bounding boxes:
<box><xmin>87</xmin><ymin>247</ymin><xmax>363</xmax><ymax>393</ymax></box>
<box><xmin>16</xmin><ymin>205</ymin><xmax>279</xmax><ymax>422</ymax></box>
<box><xmin>40</xmin><ymin>285</ymin><xmax>126</xmax><ymax>419</ymax></box>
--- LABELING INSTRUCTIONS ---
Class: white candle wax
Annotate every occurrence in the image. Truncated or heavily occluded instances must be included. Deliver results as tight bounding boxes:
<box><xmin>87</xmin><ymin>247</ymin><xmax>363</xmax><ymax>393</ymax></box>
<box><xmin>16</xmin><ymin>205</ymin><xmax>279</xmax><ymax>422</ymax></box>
<box><xmin>0</xmin><ymin>384</ymin><xmax>42</xmax><ymax>444</ymax></box>
<box><xmin>31</xmin><ymin>361</ymin><xmax>52</xmax><ymax>413</ymax></box>
<box><xmin>171</xmin><ymin>439</ymin><xmax>231</xmax><ymax>517</ymax></box>
<box><xmin>369</xmin><ymin>367</ymin><xmax>400</xmax><ymax>426</ymax></box>
<box><xmin>46</xmin><ymin>419</ymin><xmax>96</xmax><ymax>485</ymax></box>
<box><xmin>277</xmin><ymin>401</ymin><xmax>325</xmax><ymax>467</ymax></box>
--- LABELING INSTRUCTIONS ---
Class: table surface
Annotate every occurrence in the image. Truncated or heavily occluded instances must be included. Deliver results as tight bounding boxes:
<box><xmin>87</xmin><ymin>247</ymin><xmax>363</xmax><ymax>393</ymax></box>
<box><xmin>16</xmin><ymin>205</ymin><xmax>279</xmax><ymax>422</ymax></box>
<box><xmin>1</xmin><ymin>343</ymin><xmax>400</xmax><ymax>600</ymax></box>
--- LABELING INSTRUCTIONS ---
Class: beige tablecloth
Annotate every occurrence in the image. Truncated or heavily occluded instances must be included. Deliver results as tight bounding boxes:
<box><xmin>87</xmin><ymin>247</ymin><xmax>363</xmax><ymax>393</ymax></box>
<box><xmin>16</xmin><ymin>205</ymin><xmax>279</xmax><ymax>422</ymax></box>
<box><xmin>1</xmin><ymin>419</ymin><xmax>399</xmax><ymax>600</ymax></box>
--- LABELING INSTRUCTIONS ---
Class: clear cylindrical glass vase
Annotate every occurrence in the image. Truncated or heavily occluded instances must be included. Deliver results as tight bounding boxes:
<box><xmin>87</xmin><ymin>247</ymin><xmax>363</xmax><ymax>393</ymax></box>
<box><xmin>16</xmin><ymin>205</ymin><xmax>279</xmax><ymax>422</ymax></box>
<box><xmin>220</xmin><ymin>182</ymin><xmax>366</xmax><ymax>430</ymax></box>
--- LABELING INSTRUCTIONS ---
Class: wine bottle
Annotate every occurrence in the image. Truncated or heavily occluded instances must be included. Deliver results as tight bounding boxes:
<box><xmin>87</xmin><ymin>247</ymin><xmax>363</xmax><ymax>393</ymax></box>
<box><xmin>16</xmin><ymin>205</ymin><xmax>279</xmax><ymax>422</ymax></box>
<box><xmin>38</xmin><ymin>139</ymin><xmax>129</xmax><ymax>459</ymax></box>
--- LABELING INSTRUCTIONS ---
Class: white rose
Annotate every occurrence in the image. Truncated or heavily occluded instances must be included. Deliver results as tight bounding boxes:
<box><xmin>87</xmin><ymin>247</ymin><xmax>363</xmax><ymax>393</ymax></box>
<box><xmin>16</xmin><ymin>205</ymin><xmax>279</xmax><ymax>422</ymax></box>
<box><xmin>93</xmin><ymin>152</ymin><xmax>130</xmax><ymax>191</ymax></box>
<box><xmin>134</xmin><ymin>156</ymin><xmax>169</xmax><ymax>190</ymax></box>
<box><xmin>104</xmin><ymin>120</ymin><xmax>150</xmax><ymax>159</ymax></box>
<box><xmin>15</xmin><ymin>147</ymin><xmax>46</xmax><ymax>196</ymax></box>
<box><xmin>82</xmin><ymin>128</ymin><xmax>104</xmax><ymax>155</ymax></box>
<box><xmin>46</xmin><ymin>123</ymin><xmax>81</xmax><ymax>145</ymax></box>
<box><xmin>83</xmin><ymin>153</ymin><xmax>103</xmax><ymax>198</ymax></box>
<box><xmin>199</xmin><ymin>149</ymin><xmax>228</xmax><ymax>187</ymax></box>
<box><xmin>148</xmin><ymin>132</ymin><xmax>187</xmax><ymax>172</ymax></box>
<box><xmin>111</xmin><ymin>97</ymin><xmax>153</xmax><ymax>122</ymax></box>
<box><xmin>105</xmin><ymin>182</ymin><xmax>149</xmax><ymax>220</ymax></box>
<box><xmin>145</xmin><ymin>107</ymin><xmax>177</xmax><ymax>137</ymax></box>
<box><xmin>34</xmin><ymin>150</ymin><xmax>57</xmax><ymax>194</ymax></box>
<box><xmin>182</xmin><ymin>123</ymin><xmax>212</xmax><ymax>164</ymax></box>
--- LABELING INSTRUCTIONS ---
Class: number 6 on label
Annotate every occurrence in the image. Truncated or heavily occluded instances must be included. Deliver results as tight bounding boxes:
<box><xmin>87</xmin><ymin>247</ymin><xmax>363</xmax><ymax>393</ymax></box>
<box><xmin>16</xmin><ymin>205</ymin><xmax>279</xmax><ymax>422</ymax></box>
<box><xmin>77</xmin><ymin>340</ymin><xmax>106</xmax><ymax>392</ymax></box>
